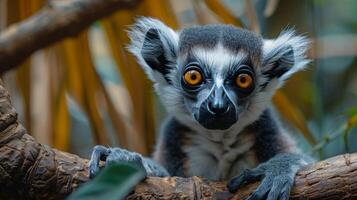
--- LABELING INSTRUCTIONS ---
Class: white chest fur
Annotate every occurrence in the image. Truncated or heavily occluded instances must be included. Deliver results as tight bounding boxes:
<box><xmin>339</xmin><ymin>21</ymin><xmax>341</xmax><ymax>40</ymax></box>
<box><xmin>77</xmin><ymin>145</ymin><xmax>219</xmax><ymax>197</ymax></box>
<box><xmin>183</xmin><ymin>131</ymin><xmax>257</xmax><ymax>180</ymax></box>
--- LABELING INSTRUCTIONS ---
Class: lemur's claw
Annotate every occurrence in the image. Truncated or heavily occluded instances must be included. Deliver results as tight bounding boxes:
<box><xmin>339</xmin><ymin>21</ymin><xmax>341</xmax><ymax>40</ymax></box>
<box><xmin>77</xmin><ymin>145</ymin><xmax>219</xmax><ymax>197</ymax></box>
<box><xmin>228</xmin><ymin>154</ymin><xmax>303</xmax><ymax>200</ymax></box>
<box><xmin>88</xmin><ymin>145</ymin><xmax>144</xmax><ymax>179</ymax></box>
<box><xmin>88</xmin><ymin>145</ymin><xmax>109</xmax><ymax>178</ymax></box>
<box><xmin>227</xmin><ymin>168</ymin><xmax>262</xmax><ymax>193</ymax></box>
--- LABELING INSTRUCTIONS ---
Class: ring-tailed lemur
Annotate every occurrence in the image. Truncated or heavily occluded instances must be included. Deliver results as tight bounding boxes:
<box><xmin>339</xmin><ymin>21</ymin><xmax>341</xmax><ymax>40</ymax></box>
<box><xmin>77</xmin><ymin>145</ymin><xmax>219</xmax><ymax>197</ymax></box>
<box><xmin>89</xmin><ymin>17</ymin><xmax>313</xmax><ymax>200</ymax></box>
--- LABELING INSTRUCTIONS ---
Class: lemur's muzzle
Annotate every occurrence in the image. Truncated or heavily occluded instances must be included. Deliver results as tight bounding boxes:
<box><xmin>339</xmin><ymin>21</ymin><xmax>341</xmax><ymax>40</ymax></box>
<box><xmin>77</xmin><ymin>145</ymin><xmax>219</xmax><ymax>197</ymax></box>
<box><xmin>195</xmin><ymin>87</ymin><xmax>237</xmax><ymax>130</ymax></box>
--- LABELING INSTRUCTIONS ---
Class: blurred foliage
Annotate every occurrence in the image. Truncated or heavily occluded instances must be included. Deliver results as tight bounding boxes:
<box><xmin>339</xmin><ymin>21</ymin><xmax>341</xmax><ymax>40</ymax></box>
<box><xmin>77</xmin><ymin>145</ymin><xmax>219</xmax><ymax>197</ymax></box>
<box><xmin>0</xmin><ymin>0</ymin><xmax>356</xmax><ymax>160</ymax></box>
<box><xmin>67</xmin><ymin>162</ymin><xmax>146</xmax><ymax>200</ymax></box>
<box><xmin>311</xmin><ymin>110</ymin><xmax>357</xmax><ymax>154</ymax></box>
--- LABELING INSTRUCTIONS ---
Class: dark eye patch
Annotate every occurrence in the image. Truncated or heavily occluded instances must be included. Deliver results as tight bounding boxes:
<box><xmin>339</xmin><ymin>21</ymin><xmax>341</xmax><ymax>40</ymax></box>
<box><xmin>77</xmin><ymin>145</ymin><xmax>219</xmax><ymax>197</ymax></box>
<box><xmin>182</xmin><ymin>53</ymin><xmax>212</xmax><ymax>79</ymax></box>
<box><xmin>226</xmin><ymin>65</ymin><xmax>256</xmax><ymax>97</ymax></box>
<box><xmin>180</xmin><ymin>62</ymin><xmax>206</xmax><ymax>94</ymax></box>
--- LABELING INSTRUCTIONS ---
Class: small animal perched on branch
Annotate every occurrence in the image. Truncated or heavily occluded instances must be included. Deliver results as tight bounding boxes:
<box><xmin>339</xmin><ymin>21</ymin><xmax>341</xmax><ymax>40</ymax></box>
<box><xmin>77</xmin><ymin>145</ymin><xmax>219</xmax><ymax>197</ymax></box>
<box><xmin>89</xmin><ymin>17</ymin><xmax>312</xmax><ymax>200</ymax></box>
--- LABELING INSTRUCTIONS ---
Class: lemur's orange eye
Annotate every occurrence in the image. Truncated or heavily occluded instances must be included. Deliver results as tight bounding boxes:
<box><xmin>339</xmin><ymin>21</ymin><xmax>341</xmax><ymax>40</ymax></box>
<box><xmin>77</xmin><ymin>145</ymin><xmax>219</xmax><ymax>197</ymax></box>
<box><xmin>184</xmin><ymin>70</ymin><xmax>203</xmax><ymax>86</ymax></box>
<box><xmin>236</xmin><ymin>73</ymin><xmax>253</xmax><ymax>89</ymax></box>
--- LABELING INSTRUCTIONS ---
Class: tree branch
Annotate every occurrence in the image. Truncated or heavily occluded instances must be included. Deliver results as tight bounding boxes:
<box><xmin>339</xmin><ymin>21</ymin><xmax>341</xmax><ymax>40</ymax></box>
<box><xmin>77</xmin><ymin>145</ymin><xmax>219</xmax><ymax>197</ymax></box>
<box><xmin>0</xmin><ymin>80</ymin><xmax>356</xmax><ymax>199</ymax></box>
<box><xmin>129</xmin><ymin>153</ymin><xmax>357</xmax><ymax>200</ymax></box>
<box><xmin>0</xmin><ymin>0</ymin><xmax>141</xmax><ymax>74</ymax></box>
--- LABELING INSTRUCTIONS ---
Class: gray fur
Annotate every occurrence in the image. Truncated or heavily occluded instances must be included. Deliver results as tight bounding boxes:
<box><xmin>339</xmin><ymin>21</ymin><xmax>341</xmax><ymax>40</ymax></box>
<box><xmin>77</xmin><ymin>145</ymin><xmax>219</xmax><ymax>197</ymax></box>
<box><xmin>89</xmin><ymin>145</ymin><xmax>169</xmax><ymax>178</ymax></box>
<box><xmin>227</xmin><ymin>153</ymin><xmax>312</xmax><ymax>197</ymax></box>
<box><xmin>127</xmin><ymin>17</ymin><xmax>179</xmax><ymax>85</ymax></box>
<box><xmin>153</xmin><ymin>117</ymin><xmax>190</xmax><ymax>176</ymax></box>
<box><xmin>262</xmin><ymin>30</ymin><xmax>310</xmax><ymax>83</ymax></box>
<box><xmin>179</xmin><ymin>24</ymin><xmax>263</xmax><ymax>61</ymax></box>
<box><xmin>89</xmin><ymin>18</ymin><xmax>312</xmax><ymax>200</ymax></box>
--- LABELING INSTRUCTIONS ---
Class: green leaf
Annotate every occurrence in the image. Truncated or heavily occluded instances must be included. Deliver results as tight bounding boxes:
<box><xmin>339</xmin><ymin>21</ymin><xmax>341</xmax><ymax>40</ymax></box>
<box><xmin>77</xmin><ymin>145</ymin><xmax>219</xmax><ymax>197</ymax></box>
<box><xmin>348</xmin><ymin>115</ymin><xmax>357</xmax><ymax>128</ymax></box>
<box><xmin>346</xmin><ymin>107</ymin><xmax>357</xmax><ymax>117</ymax></box>
<box><xmin>345</xmin><ymin>107</ymin><xmax>357</xmax><ymax>129</ymax></box>
<box><xmin>67</xmin><ymin>163</ymin><xmax>146</xmax><ymax>200</ymax></box>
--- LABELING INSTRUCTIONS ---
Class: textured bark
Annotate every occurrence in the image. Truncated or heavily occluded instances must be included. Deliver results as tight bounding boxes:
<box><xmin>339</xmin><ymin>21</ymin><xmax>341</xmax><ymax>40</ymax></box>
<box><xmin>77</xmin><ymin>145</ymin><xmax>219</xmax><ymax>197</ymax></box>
<box><xmin>0</xmin><ymin>0</ymin><xmax>140</xmax><ymax>74</ymax></box>
<box><xmin>129</xmin><ymin>154</ymin><xmax>357</xmax><ymax>200</ymax></box>
<box><xmin>0</xmin><ymin>81</ymin><xmax>89</xmax><ymax>200</ymax></box>
<box><xmin>0</xmin><ymin>81</ymin><xmax>356</xmax><ymax>199</ymax></box>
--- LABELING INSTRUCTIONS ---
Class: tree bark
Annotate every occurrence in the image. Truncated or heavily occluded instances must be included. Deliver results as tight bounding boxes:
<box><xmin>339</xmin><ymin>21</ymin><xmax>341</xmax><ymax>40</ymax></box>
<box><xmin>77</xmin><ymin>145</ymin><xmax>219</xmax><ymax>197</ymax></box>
<box><xmin>0</xmin><ymin>81</ymin><xmax>356</xmax><ymax>199</ymax></box>
<box><xmin>129</xmin><ymin>153</ymin><xmax>357</xmax><ymax>200</ymax></box>
<box><xmin>0</xmin><ymin>0</ymin><xmax>141</xmax><ymax>74</ymax></box>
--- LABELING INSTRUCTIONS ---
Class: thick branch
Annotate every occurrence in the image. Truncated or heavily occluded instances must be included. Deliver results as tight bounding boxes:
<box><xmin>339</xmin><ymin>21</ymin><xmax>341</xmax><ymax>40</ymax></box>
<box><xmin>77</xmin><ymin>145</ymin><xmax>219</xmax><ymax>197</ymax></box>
<box><xmin>0</xmin><ymin>0</ymin><xmax>140</xmax><ymax>74</ymax></box>
<box><xmin>129</xmin><ymin>153</ymin><xmax>357</xmax><ymax>200</ymax></box>
<box><xmin>0</xmin><ymin>81</ymin><xmax>356</xmax><ymax>199</ymax></box>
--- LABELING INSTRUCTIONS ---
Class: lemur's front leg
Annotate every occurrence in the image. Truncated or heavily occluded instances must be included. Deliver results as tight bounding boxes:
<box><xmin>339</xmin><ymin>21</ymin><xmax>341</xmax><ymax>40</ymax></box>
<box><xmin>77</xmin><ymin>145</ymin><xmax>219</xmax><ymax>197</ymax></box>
<box><xmin>228</xmin><ymin>154</ymin><xmax>311</xmax><ymax>200</ymax></box>
<box><xmin>88</xmin><ymin>145</ymin><xmax>169</xmax><ymax>178</ymax></box>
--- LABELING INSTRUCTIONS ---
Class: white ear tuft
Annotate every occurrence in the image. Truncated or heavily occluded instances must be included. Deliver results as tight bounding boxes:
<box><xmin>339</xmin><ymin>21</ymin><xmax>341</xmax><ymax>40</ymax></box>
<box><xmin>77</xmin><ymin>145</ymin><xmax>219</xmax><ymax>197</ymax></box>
<box><xmin>262</xmin><ymin>29</ymin><xmax>310</xmax><ymax>82</ymax></box>
<box><xmin>127</xmin><ymin>17</ymin><xmax>179</xmax><ymax>84</ymax></box>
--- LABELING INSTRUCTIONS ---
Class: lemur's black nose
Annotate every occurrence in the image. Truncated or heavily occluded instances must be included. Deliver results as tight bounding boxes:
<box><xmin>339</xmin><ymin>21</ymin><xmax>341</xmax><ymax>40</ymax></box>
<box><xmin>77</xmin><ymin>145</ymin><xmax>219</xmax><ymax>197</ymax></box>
<box><xmin>198</xmin><ymin>86</ymin><xmax>237</xmax><ymax>130</ymax></box>
<box><xmin>207</xmin><ymin>86</ymin><xmax>229</xmax><ymax>115</ymax></box>
<box><xmin>207</xmin><ymin>101</ymin><xmax>229</xmax><ymax>114</ymax></box>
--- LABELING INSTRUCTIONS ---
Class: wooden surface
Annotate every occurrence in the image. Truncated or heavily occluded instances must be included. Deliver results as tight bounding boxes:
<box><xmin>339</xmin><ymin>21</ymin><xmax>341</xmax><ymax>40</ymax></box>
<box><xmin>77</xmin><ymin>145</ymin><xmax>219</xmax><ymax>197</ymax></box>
<box><xmin>128</xmin><ymin>154</ymin><xmax>357</xmax><ymax>200</ymax></box>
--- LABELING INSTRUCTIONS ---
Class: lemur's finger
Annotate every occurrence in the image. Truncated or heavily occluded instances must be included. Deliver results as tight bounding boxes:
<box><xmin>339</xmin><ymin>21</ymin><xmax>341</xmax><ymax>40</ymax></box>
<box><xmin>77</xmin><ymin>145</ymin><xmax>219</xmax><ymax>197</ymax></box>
<box><xmin>106</xmin><ymin>148</ymin><xmax>143</xmax><ymax>165</ymax></box>
<box><xmin>88</xmin><ymin>145</ymin><xmax>110</xmax><ymax>178</ymax></box>
<box><xmin>227</xmin><ymin>168</ymin><xmax>263</xmax><ymax>193</ymax></box>
<box><xmin>278</xmin><ymin>181</ymin><xmax>292</xmax><ymax>200</ymax></box>
<box><xmin>266</xmin><ymin>179</ymin><xmax>288</xmax><ymax>200</ymax></box>
<box><xmin>245</xmin><ymin>176</ymin><xmax>273</xmax><ymax>200</ymax></box>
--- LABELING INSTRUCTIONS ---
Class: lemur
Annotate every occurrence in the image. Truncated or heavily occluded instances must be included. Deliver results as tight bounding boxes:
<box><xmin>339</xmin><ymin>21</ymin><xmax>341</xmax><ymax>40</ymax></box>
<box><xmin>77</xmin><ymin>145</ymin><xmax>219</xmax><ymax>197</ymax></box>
<box><xmin>89</xmin><ymin>17</ymin><xmax>313</xmax><ymax>200</ymax></box>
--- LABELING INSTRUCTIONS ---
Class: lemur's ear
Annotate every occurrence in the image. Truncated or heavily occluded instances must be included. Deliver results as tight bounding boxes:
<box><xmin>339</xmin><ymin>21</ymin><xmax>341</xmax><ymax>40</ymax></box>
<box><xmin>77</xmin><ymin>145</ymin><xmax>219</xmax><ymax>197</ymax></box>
<box><xmin>128</xmin><ymin>17</ymin><xmax>178</xmax><ymax>84</ymax></box>
<box><xmin>261</xmin><ymin>30</ymin><xmax>310</xmax><ymax>86</ymax></box>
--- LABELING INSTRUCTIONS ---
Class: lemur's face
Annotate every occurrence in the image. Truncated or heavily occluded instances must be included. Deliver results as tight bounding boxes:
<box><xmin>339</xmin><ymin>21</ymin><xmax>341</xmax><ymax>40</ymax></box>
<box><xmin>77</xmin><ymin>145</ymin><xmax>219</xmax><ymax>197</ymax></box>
<box><xmin>176</xmin><ymin>26</ymin><xmax>262</xmax><ymax>130</ymax></box>
<box><xmin>129</xmin><ymin>18</ymin><xmax>309</xmax><ymax>131</ymax></box>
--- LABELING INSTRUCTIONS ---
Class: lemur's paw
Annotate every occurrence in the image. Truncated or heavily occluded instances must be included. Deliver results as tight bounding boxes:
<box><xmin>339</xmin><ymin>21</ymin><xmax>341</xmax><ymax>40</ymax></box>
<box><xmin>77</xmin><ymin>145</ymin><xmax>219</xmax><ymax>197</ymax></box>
<box><xmin>88</xmin><ymin>145</ymin><xmax>144</xmax><ymax>178</ymax></box>
<box><xmin>227</xmin><ymin>154</ymin><xmax>305</xmax><ymax>200</ymax></box>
